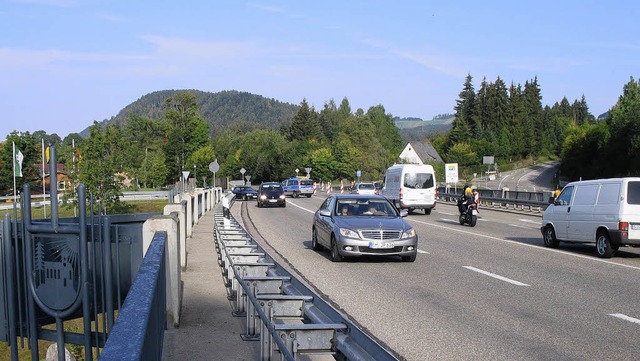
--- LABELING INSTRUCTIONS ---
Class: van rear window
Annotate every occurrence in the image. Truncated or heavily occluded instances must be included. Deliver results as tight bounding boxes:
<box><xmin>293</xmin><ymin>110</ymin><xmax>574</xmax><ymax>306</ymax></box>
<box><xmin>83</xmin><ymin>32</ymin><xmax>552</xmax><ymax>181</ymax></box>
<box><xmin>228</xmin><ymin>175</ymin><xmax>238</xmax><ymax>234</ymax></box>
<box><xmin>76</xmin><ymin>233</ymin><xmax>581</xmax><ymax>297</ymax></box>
<box><xmin>627</xmin><ymin>181</ymin><xmax>640</xmax><ymax>204</ymax></box>
<box><xmin>403</xmin><ymin>173</ymin><xmax>434</xmax><ymax>189</ymax></box>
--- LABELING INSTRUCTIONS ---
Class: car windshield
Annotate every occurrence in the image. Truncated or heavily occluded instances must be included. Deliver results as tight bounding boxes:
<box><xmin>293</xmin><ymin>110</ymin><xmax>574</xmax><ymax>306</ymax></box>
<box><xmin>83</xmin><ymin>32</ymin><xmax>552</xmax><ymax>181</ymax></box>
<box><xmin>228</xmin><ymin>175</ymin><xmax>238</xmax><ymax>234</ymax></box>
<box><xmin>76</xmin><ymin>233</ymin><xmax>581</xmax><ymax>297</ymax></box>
<box><xmin>262</xmin><ymin>184</ymin><xmax>282</xmax><ymax>190</ymax></box>
<box><xmin>335</xmin><ymin>198</ymin><xmax>396</xmax><ymax>216</ymax></box>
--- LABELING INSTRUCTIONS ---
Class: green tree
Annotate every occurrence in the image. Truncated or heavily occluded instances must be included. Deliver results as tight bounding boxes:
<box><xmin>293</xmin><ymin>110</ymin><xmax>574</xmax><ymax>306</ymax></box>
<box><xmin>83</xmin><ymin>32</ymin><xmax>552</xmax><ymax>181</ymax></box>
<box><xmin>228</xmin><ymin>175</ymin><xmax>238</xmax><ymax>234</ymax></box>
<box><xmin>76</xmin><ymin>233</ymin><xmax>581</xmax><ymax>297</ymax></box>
<box><xmin>162</xmin><ymin>93</ymin><xmax>210</xmax><ymax>184</ymax></box>
<box><xmin>603</xmin><ymin>77</ymin><xmax>640</xmax><ymax>176</ymax></box>
<box><xmin>186</xmin><ymin>144</ymin><xmax>216</xmax><ymax>186</ymax></box>
<box><xmin>139</xmin><ymin>150</ymin><xmax>168</xmax><ymax>189</ymax></box>
<box><xmin>78</xmin><ymin>122</ymin><xmax>125</xmax><ymax>213</ymax></box>
<box><xmin>285</xmin><ymin>99</ymin><xmax>324</xmax><ymax>142</ymax></box>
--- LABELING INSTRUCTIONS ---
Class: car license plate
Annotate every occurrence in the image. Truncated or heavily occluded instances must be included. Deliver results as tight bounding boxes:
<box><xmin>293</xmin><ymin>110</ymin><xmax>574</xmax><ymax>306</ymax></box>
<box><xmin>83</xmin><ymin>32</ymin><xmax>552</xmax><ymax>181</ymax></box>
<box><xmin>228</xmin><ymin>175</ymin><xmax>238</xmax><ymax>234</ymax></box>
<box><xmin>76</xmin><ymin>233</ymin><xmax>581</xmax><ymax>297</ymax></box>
<box><xmin>269</xmin><ymin>199</ymin><xmax>277</xmax><ymax>203</ymax></box>
<box><xmin>631</xmin><ymin>224</ymin><xmax>640</xmax><ymax>230</ymax></box>
<box><xmin>369</xmin><ymin>242</ymin><xmax>393</xmax><ymax>249</ymax></box>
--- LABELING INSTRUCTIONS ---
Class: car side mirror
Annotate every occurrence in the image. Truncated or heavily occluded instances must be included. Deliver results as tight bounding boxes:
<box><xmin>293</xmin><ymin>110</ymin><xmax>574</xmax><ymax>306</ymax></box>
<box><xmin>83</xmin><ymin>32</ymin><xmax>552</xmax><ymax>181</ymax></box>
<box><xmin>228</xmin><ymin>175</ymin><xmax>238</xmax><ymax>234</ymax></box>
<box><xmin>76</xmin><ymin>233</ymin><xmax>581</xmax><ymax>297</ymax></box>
<box><xmin>548</xmin><ymin>196</ymin><xmax>555</xmax><ymax>204</ymax></box>
<box><xmin>319</xmin><ymin>209</ymin><xmax>331</xmax><ymax>217</ymax></box>
<box><xmin>399</xmin><ymin>209</ymin><xmax>409</xmax><ymax>217</ymax></box>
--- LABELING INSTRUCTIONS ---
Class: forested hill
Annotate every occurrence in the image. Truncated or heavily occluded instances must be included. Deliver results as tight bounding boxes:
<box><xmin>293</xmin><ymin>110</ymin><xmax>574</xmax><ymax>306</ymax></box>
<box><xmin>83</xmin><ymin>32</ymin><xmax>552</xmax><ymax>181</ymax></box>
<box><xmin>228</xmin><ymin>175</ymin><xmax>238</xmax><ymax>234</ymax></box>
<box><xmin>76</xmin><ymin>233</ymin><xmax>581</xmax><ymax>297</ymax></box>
<box><xmin>84</xmin><ymin>89</ymin><xmax>300</xmax><ymax>137</ymax></box>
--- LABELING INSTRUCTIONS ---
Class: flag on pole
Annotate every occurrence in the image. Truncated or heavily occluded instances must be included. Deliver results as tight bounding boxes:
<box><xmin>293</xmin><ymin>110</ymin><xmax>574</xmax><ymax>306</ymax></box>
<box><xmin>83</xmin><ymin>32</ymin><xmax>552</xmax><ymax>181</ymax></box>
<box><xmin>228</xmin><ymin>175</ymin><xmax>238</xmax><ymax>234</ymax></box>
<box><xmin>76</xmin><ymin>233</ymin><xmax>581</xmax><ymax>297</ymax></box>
<box><xmin>45</xmin><ymin>146</ymin><xmax>50</xmax><ymax>163</ymax></box>
<box><xmin>14</xmin><ymin>143</ymin><xmax>24</xmax><ymax>177</ymax></box>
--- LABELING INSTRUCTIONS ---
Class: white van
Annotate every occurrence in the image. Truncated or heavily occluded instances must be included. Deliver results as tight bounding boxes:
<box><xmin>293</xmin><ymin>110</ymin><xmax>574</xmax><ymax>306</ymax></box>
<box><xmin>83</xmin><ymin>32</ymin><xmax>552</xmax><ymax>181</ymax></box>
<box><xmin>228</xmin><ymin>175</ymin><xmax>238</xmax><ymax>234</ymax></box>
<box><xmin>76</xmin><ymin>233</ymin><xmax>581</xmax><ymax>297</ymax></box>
<box><xmin>541</xmin><ymin>177</ymin><xmax>640</xmax><ymax>258</ymax></box>
<box><xmin>381</xmin><ymin>164</ymin><xmax>437</xmax><ymax>214</ymax></box>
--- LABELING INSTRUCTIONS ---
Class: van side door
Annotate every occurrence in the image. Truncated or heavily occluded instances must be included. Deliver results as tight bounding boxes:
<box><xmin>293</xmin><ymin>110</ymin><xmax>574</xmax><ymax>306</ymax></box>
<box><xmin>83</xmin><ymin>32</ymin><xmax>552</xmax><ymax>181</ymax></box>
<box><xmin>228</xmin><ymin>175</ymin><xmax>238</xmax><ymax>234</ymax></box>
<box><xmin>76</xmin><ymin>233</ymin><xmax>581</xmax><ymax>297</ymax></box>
<box><xmin>551</xmin><ymin>185</ymin><xmax>575</xmax><ymax>240</ymax></box>
<box><xmin>567</xmin><ymin>184</ymin><xmax>598</xmax><ymax>241</ymax></box>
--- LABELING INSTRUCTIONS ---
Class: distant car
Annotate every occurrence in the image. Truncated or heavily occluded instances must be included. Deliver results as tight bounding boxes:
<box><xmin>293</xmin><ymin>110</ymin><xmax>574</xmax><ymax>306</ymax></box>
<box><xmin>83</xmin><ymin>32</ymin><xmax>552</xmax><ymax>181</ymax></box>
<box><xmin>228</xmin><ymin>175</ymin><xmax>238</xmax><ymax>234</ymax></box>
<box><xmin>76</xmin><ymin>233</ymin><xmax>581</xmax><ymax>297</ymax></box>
<box><xmin>231</xmin><ymin>186</ymin><xmax>258</xmax><ymax>200</ymax></box>
<box><xmin>351</xmin><ymin>182</ymin><xmax>376</xmax><ymax>195</ymax></box>
<box><xmin>311</xmin><ymin>194</ymin><xmax>418</xmax><ymax>262</ymax></box>
<box><xmin>282</xmin><ymin>177</ymin><xmax>314</xmax><ymax>198</ymax></box>
<box><xmin>257</xmin><ymin>182</ymin><xmax>286</xmax><ymax>207</ymax></box>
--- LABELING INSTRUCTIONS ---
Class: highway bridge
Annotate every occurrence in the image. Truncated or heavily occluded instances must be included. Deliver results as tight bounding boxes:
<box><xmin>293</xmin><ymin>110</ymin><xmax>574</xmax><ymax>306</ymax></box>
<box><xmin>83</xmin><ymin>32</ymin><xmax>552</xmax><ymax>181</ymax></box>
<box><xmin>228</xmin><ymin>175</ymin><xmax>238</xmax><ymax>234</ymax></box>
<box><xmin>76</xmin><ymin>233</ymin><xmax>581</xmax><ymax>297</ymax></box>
<box><xmin>230</xmin><ymin>194</ymin><xmax>640</xmax><ymax>360</ymax></box>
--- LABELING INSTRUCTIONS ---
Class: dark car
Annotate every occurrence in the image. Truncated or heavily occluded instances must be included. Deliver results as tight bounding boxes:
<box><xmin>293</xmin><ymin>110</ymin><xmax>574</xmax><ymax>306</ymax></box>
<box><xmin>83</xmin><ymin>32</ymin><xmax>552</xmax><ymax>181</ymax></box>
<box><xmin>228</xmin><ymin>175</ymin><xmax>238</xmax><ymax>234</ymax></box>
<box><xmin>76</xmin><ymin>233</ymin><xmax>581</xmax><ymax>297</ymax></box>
<box><xmin>257</xmin><ymin>182</ymin><xmax>286</xmax><ymax>207</ymax></box>
<box><xmin>231</xmin><ymin>186</ymin><xmax>258</xmax><ymax>200</ymax></box>
<box><xmin>311</xmin><ymin>194</ymin><xmax>417</xmax><ymax>262</ymax></box>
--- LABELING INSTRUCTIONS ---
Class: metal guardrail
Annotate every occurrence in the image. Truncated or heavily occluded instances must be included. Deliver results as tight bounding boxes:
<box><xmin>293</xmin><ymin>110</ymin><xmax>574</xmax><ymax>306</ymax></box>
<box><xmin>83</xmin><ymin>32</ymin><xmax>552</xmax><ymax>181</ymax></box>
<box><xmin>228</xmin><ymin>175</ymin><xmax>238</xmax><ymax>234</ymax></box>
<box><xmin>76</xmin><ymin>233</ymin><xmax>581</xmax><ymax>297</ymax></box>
<box><xmin>438</xmin><ymin>187</ymin><xmax>550</xmax><ymax>214</ymax></box>
<box><xmin>215</xmin><ymin>196</ymin><xmax>398</xmax><ymax>361</ymax></box>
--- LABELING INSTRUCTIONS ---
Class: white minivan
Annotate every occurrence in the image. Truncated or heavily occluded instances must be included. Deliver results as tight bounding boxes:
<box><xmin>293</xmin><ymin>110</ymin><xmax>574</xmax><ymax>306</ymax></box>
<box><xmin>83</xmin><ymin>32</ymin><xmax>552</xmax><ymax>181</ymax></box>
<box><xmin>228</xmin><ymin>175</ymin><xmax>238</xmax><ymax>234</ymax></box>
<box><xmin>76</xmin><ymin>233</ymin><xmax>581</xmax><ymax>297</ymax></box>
<box><xmin>381</xmin><ymin>164</ymin><xmax>437</xmax><ymax>214</ymax></box>
<box><xmin>541</xmin><ymin>177</ymin><xmax>640</xmax><ymax>258</ymax></box>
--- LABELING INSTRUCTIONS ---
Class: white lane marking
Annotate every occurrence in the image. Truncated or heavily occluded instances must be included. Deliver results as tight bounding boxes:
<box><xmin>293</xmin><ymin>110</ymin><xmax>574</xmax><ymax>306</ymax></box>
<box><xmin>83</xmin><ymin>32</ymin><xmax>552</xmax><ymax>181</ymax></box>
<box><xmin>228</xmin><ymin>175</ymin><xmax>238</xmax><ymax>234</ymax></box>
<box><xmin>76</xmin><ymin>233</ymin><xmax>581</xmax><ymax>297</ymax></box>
<box><xmin>464</xmin><ymin>266</ymin><xmax>530</xmax><ymax>286</ymax></box>
<box><xmin>409</xmin><ymin>218</ymin><xmax>640</xmax><ymax>272</ymax></box>
<box><xmin>438</xmin><ymin>211</ymin><xmax>457</xmax><ymax>216</ymax></box>
<box><xmin>609</xmin><ymin>313</ymin><xmax>640</xmax><ymax>325</ymax></box>
<box><xmin>287</xmin><ymin>200</ymin><xmax>316</xmax><ymax>214</ymax></box>
<box><xmin>288</xmin><ymin>200</ymin><xmax>430</xmax><ymax>254</ymax></box>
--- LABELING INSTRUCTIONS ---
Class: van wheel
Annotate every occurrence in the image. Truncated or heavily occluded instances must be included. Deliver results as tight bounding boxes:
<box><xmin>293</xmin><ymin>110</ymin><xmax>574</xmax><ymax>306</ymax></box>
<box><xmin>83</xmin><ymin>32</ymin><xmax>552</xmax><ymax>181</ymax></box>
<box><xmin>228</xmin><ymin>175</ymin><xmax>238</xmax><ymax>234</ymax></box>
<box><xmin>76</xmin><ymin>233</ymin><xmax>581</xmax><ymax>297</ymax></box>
<box><xmin>543</xmin><ymin>226</ymin><xmax>559</xmax><ymax>248</ymax></box>
<box><xmin>330</xmin><ymin>236</ymin><xmax>343</xmax><ymax>262</ymax></box>
<box><xmin>312</xmin><ymin>228</ymin><xmax>323</xmax><ymax>251</ymax></box>
<box><xmin>596</xmin><ymin>232</ymin><xmax>615</xmax><ymax>258</ymax></box>
<box><xmin>425</xmin><ymin>209</ymin><xmax>432</xmax><ymax>215</ymax></box>
<box><xmin>293</xmin><ymin>191</ymin><xmax>299</xmax><ymax>198</ymax></box>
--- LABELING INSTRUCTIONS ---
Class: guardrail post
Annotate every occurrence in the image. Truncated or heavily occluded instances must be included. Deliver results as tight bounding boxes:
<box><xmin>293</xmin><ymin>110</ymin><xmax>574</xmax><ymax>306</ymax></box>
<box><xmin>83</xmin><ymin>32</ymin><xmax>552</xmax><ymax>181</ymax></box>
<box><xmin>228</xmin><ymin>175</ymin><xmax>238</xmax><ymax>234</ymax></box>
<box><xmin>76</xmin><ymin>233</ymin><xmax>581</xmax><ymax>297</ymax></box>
<box><xmin>143</xmin><ymin>215</ymin><xmax>182</xmax><ymax>327</ymax></box>
<box><xmin>241</xmin><ymin>276</ymin><xmax>291</xmax><ymax>340</ymax></box>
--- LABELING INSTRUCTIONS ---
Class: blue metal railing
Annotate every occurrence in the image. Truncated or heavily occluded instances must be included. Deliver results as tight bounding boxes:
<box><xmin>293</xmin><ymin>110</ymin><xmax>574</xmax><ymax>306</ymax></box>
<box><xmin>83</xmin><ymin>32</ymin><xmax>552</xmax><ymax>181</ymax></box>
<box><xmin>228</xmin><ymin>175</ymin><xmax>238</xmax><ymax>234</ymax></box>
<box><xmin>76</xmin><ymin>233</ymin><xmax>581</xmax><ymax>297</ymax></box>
<box><xmin>100</xmin><ymin>231</ymin><xmax>167</xmax><ymax>361</ymax></box>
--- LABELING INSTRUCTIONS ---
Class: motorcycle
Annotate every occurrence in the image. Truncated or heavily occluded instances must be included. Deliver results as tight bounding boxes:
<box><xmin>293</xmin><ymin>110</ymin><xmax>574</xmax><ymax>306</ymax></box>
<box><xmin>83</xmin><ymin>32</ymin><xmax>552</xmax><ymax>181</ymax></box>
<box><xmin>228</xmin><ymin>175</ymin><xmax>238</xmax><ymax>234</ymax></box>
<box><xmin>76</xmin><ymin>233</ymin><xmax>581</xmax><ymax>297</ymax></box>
<box><xmin>457</xmin><ymin>197</ymin><xmax>478</xmax><ymax>227</ymax></box>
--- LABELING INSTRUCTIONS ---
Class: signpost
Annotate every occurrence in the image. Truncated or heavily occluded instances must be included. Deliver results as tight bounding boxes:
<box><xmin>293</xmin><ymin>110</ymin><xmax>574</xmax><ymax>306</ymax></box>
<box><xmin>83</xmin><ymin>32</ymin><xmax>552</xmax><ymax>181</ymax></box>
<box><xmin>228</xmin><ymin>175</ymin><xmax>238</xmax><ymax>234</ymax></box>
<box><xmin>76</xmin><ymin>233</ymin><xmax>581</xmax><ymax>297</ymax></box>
<box><xmin>208</xmin><ymin>159</ymin><xmax>219</xmax><ymax>188</ymax></box>
<box><xmin>240</xmin><ymin>168</ymin><xmax>246</xmax><ymax>185</ymax></box>
<box><xmin>445</xmin><ymin>163</ymin><xmax>459</xmax><ymax>193</ymax></box>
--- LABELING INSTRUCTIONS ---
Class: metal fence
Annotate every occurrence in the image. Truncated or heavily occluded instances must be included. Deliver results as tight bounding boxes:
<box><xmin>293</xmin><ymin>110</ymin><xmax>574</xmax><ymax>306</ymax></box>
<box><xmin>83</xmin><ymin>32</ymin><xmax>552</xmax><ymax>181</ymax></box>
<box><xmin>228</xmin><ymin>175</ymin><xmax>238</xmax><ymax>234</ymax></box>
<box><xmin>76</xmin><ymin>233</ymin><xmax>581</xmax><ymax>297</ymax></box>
<box><xmin>0</xmin><ymin>147</ymin><xmax>155</xmax><ymax>360</ymax></box>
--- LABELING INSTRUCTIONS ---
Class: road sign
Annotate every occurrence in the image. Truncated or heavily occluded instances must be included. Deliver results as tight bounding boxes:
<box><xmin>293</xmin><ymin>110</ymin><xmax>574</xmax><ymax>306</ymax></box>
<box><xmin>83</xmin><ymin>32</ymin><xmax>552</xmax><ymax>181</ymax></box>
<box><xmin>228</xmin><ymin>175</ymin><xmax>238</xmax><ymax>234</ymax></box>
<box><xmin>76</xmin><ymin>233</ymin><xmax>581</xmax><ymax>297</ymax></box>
<box><xmin>445</xmin><ymin>163</ymin><xmax>458</xmax><ymax>183</ymax></box>
<box><xmin>208</xmin><ymin>160</ymin><xmax>219</xmax><ymax>173</ymax></box>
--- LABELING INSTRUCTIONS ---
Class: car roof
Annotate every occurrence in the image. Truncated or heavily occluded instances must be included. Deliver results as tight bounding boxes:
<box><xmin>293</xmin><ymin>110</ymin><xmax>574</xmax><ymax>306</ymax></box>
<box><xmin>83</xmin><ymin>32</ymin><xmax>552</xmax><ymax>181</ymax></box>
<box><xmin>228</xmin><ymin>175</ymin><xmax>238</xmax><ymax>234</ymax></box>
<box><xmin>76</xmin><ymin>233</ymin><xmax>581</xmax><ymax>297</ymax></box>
<box><xmin>331</xmin><ymin>194</ymin><xmax>386</xmax><ymax>200</ymax></box>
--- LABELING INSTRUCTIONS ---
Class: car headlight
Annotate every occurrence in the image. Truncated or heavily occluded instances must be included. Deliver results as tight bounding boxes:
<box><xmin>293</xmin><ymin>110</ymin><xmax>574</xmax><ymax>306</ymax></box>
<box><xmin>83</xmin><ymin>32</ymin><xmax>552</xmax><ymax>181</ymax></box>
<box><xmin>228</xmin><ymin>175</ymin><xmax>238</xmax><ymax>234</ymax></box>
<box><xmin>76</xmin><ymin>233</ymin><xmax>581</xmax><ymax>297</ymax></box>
<box><xmin>401</xmin><ymin>228</ymin><xmax>416</xmax><ymax>239</ymax></box>
<box><xmin>339</xmin><ymin>228</ymin><xmax>360</xmax><ymax>238</ymax></box>
<box><xmin>260</xmin><ymin>195</ymin><xmax>267</xmax><ymax>200</ymax></box>
<box><xmin>279</xmin><ymin>194</ymin><xmax>286</xmax><ymax>200</ymax></box>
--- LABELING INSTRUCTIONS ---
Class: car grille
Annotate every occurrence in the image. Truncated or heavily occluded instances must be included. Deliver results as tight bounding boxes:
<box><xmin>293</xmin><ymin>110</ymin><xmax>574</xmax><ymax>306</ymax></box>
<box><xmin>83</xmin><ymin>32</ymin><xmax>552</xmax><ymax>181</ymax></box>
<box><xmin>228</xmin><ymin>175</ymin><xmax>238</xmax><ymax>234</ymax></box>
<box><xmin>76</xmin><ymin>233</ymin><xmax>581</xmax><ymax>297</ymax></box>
<box><xmin>358</xmin><ymin>246</ymin><xmax>404</xmax><ymax>253</ymax></box>
<box><xmin>359</xmin><ymin>230</ymin><xmax>402</xmax><ymax>241</ymax></box>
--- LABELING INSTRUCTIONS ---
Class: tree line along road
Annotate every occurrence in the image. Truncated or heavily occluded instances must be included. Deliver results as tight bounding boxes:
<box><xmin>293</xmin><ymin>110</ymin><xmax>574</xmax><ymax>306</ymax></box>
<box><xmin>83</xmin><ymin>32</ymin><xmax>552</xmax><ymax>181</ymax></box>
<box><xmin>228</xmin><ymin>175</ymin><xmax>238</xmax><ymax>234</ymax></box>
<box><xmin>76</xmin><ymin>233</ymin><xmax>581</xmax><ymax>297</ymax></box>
<box><xmin>232</xmin><ymin>194</ymin><xmax>640</xmax><ymax>361</ymax></box>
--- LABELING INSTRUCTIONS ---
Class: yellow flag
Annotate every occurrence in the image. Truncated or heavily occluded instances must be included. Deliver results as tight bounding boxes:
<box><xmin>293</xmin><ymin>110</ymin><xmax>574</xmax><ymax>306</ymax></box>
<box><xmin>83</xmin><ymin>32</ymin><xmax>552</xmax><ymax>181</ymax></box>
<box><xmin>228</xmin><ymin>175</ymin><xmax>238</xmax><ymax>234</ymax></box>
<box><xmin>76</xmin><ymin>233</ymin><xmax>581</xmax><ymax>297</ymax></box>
<box><xmin>45</xmin><ymin>147</ymin><xmax>50</xmax><ymax>162</ymax></box>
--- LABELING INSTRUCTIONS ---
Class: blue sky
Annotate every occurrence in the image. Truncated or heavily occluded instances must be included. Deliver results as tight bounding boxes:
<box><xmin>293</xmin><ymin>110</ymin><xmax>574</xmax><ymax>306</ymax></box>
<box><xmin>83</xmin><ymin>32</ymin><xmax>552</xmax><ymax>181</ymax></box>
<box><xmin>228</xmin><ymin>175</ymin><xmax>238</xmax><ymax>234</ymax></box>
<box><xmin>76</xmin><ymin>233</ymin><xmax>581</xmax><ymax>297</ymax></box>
<box><xmin>1</xmin><ymin>0</ymin><xmax>638</xmax><ymax>140</ymax></box>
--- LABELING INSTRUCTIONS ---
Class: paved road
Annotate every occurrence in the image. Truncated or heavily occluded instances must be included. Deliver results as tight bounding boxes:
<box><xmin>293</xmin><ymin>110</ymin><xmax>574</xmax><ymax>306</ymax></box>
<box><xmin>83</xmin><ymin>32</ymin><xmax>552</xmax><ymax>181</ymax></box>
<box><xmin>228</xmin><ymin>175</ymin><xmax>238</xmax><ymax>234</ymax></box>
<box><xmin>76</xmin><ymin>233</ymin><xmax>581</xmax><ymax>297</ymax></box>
<box><xmin>236</xmin><ymin>194</ymin><xmax>640</xmax><ymax>360</ymax></box>
<box><xmin>485</xmin><ymin>161</ymin><xmax>559</xmax><ymax>192</ymax></box>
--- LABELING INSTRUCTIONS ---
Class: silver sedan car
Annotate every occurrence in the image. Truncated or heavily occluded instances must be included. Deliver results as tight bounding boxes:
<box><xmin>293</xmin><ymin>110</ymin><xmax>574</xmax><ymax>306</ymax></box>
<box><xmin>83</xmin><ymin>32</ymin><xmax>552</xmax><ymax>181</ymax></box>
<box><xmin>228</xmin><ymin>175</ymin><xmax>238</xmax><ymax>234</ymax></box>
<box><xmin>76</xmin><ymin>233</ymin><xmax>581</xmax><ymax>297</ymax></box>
<box><xmin>312</xmin><ymin>194</ymin><xmax>418</xmax><ymax>262</ymax></box>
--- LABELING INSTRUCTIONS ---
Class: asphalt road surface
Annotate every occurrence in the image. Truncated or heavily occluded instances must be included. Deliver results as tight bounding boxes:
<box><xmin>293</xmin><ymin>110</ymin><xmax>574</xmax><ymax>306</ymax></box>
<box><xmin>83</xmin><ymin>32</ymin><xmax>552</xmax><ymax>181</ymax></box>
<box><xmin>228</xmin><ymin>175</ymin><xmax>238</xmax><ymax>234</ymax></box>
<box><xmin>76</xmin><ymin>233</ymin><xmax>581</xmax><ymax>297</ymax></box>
<box><xmin>485</xmin><ymin>161</ymin><xmax>560</xmax><ymax>193</ymax></box>
<box><xmin>233</xmin><ymin>194</ymin><xmax>640</xmax><ymax>361</ymax></box>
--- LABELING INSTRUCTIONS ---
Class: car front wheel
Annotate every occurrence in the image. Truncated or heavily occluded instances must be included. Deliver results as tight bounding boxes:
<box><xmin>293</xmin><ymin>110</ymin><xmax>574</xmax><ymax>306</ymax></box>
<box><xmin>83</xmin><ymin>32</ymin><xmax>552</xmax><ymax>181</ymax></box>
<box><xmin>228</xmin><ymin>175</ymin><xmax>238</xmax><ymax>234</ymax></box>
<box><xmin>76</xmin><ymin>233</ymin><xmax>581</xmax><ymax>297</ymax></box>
<box><xmin>543</xmin><ymin>226</ymin><xmax>559</xmax><ymax>248</ymax></box>
<box><xmin>312</xmin><ymin>228</ymin><xmax>323</xmax><ymax>251</ymax></box>
<box><xmin>330</xmin><ymin>236</ymin><xmax>343</xmax><ymax>262</ymax></box>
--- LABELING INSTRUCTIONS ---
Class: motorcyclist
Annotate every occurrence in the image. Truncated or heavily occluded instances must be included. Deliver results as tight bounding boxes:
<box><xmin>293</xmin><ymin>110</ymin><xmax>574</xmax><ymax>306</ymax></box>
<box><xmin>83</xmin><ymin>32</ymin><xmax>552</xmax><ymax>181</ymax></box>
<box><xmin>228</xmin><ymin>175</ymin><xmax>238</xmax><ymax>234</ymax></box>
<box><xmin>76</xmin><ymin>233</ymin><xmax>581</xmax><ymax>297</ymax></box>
<box><xmin>457</xmin><ymin>185</ymin><xmax>476</xmax><ymax>214</ymax></box>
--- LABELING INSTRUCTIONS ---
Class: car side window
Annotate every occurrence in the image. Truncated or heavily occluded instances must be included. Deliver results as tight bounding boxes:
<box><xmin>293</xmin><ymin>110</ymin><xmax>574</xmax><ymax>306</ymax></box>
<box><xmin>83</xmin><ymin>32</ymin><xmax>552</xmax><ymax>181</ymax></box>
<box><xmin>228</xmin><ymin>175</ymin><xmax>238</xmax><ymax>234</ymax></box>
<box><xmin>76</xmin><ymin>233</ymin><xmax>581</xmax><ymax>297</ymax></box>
<box><xmin>319</xmin><ymin>197</ymin><xmax>331</xmax><ymax>212</ymax></box>
<box><xmin>556</xmin><ymin>186</ymin><xmax>574</xmax><ymax>206</ymax></box>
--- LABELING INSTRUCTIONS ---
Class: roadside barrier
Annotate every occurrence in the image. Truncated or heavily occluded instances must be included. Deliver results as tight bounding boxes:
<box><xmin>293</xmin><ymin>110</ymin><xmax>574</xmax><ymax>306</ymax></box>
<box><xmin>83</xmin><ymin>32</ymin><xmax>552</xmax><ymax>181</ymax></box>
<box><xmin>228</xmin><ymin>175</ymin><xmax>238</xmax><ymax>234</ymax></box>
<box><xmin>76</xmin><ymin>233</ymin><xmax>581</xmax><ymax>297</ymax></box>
<box><xmin>215</xmin><ymin>196</ymin><xmax>398</xmax><ymax>360</ymax></box>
